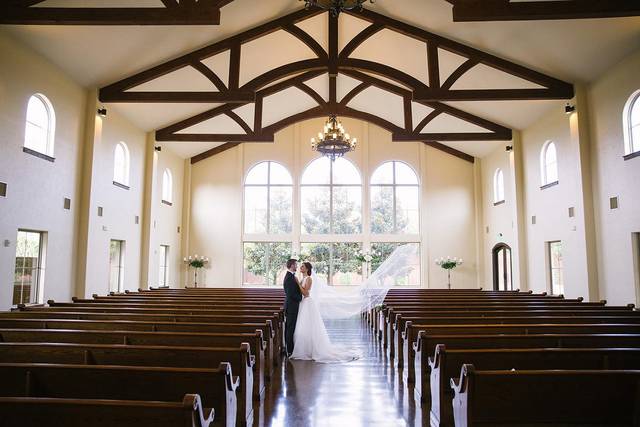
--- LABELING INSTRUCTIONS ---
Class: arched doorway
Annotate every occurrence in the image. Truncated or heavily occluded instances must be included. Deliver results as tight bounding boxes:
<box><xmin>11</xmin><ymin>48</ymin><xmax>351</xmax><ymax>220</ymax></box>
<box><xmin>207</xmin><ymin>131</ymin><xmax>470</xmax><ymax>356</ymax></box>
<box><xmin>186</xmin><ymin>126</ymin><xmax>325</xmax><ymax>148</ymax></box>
<box><xmin>492</xmin><ymin>243</ymin><xmax>513</xmax><ymax>291</ymax></box>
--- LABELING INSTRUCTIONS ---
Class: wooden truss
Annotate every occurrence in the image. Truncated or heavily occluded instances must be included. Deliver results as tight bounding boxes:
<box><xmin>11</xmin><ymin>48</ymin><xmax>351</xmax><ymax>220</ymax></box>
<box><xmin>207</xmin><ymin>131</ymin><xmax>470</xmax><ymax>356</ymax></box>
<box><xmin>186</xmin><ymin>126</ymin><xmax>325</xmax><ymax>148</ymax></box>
<box><xmin>99</xmin><ymin>7</ymin><xmax>576</xmax><ymax>163</ymax></box>
<box><xmin>0</xmin><ymin>0</ymin><xmax>234</xmax><ymax>25</ymax></box>
<box><xmin>446</xmin><ymin>0</ymin><xmax>640</xmax><ymax>22</ymax></box>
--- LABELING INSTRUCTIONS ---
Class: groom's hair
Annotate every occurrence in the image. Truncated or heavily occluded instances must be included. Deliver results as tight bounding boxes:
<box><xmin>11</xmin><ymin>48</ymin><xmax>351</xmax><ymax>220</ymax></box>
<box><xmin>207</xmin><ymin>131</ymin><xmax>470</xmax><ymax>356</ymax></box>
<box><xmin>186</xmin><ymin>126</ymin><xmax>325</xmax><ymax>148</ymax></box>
<box><xmin>286</xmin><ymin>259</ymin><xmax>297</xmax><ymax>269</ymax></box>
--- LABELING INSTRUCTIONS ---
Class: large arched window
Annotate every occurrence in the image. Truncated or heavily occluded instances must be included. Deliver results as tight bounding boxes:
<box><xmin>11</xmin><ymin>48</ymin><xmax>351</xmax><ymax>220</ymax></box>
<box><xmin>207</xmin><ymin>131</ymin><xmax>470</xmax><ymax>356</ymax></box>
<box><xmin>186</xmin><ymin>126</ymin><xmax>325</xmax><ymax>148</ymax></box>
<box><xmin>370</xmin><ymin>161</ymin><xmax>419</xmax><ymax>234</ymax></box>
<box><xmin>24</xmin><ymin>94</ymin><xmax>55</xmax><ymax>157</ymax></box>
<box><xmin>540</xmin><ymin>141</ymin><xmax>558</xmax><ymax>186</ymax></box>
<box><xmin>244</xmin><ymin>161</ymin><xmax>293</xmax><ymax>234</ymax></box>
<box><xmin>623</xmin><ymin>90</ymin><xmax>640</xmax><ymax>156</ymax></box>
<box><xmin>162</xmin><ymin>169</ymin><xmax>173</xmax><ymax>204</ymax></box>
<box><xmin>113</xmin><ymin>142</ymin><xmax>130</xmax><ymax>187</ymax></box>
<box><xmin>493</xmin><ymin>168</ymin><xmax>505</xmax><ymax>204</ymax></box>
<box><xmin>300</xmin><ymin>157</ymin><xmax>362</xmax><ymax>234</ymax></box>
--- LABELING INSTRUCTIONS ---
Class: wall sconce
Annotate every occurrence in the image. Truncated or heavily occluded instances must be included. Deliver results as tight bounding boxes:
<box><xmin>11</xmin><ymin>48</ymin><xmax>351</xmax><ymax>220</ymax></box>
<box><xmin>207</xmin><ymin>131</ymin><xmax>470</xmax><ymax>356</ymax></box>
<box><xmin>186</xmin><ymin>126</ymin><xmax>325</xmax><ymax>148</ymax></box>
<box><xmin>154</xmin><ymin>146</ymin><xmax>162</xmax><ymax>152</ymax></box>
<box><xmin>564</xmin><ymin>103</ymin><xmax>576</xmax><ymax>115</ymax></box>
<box><xmin>505</xmin><ymin>145</ymin><xmax>513</xmax><ymax>152</ymax></box>
<box><xmin>97</xmin><ymin>107</ymin><xmax>107</xmax><ymax>117</ymax></box>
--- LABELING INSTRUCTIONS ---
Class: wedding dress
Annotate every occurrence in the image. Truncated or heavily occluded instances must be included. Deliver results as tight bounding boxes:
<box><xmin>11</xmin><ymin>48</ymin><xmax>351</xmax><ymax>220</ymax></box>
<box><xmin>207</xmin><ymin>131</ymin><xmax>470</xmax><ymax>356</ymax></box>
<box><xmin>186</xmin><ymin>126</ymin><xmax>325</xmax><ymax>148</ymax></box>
<box><xmin>290</xmin><ymin>276</ymin><xmax>360</xmax><ymax>363</ymax></box>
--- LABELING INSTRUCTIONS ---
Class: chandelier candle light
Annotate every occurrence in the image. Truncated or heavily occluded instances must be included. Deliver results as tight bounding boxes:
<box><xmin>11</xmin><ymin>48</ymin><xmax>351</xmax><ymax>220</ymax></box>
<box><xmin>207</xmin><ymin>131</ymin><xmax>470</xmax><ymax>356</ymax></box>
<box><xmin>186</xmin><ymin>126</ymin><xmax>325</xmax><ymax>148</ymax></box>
<box><xmin>299</xmin><ymin>0</ymin><xmax>375</xmax><ymax>17</ymax></box>
<box><xmin>311</xmin><ymin>115</ymin><xmax>357</xmax><ymax>161</ymax></box>
<box><xmin>435</xmin><ymin>256</ymin><xmax>463</xmax><ymax>290</ymax></box>
<box><xmin>183</xmin><ymin>254</ymin><xmax>209</xmax><ymax>288</ymax></box>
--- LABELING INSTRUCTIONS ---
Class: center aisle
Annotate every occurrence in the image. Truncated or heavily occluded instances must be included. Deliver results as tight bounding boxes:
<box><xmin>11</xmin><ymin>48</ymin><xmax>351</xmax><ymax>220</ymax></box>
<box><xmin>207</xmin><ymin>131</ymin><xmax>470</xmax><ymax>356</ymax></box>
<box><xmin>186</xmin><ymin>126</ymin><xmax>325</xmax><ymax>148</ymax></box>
<box><xmin>254</xmin><ymin>318</ymin><xmax>423</xmax><ymax>427</ymax></box>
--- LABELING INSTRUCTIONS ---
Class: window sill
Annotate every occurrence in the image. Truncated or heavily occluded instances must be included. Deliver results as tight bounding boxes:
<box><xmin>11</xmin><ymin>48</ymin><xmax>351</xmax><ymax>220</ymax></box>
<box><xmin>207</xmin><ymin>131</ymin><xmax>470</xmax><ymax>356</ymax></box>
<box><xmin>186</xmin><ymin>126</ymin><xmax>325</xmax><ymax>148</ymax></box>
<box><xmin>162</xmin><ymin>200</ymin><xmax>173</xmax><ymax>206</ymax></box>
<box><xmin>623</xmin><ymin>151</ymin><xmax>640</xmax><ymax>161</ymax></box>
<box><xmin>113</xmin><ymin>181</ymin><xmax>130</xmax><ymax>190</ymax></box>
<box><xmin>493</xmin><ymin>200</ymin><xmax>505</xmax><ymax>206</ymax></box>
<box><xmin>23</xmin><ymin>147</ymin><xmax>54</xmax><ymax>163</ymax></box>
<box><xmin>540</xmin><ymin>180</ymin><xmax>559</xmax><ymax>190</ymax></box>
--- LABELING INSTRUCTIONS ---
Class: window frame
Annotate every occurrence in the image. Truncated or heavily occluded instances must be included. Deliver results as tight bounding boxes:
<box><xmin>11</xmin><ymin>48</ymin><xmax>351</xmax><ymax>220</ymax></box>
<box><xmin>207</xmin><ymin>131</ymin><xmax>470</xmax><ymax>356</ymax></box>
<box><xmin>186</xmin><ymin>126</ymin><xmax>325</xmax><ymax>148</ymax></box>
<box><xmin>159</xmin><ymin>245</ymin><xmax>169</xmax><ymax>287</ymax></box>
<box><xmin>243</xmin><ymin>161</ymin><xmax>293</xmax><ymax>235</ymax></box>
<box><xmin>13</xmin><ymin>229</ymin><xmax>46</xmax><ymax>306</ymax></box>
<box><xmin>162</xmin><ymin>169</ymin><xmax>173</xmax><ymax>205</ymax></box>
<box><xmin>540</xmin><ymin>140</ymin><xmax>559</xmax><ymax>188</ymax></box>
<box><xmin>547</xmin><ymin>240</ymin><xmax>564</xmax><ymax>296</ymax></box>
<box><xmin>370</xmin><ymin>160</ymin><xmax>420</xmax><ymax>235</ymax></box>
<box><xmin>23</xmin><ymin>93</ymin><xmax>56</xmax><ymax>159</ymax></box>
<box><xmin>300</xmin><ymin>157</ymin><xmax>363</xmax><ymax>236</ymax></box>
<box><xmin>113</xmin><ymin>141</ymin><xmax>131</xmax><ymax>189</ymax></box>
<box><xmin>493</xmin><ymin>168</ymin><xmax>505</xmax><ymax>205</ymax></box>
<box><xmin>623</xmin><ymin>89</ymin><xmax>640</xmax><ymax>159</ymax></box>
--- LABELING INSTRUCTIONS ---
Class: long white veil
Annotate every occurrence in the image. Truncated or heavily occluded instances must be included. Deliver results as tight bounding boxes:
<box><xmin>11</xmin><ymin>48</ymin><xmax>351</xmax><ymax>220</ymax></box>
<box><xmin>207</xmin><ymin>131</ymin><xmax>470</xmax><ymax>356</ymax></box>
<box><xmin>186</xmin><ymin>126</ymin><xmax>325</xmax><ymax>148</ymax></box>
<box><xmin>309</xmin><ymin>244</ymin><xmax>419</xmax><ymax>319</ymax></box>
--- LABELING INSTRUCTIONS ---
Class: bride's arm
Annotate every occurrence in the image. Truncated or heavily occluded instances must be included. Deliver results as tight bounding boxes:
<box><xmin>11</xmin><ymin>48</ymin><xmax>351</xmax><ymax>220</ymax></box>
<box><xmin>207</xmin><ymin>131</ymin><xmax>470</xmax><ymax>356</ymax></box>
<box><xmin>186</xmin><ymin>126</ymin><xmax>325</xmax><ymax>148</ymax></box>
<box><xmin>298</xmin><ymin>277</ymin><xmax>311</xmax><ymax>297</ymax></box>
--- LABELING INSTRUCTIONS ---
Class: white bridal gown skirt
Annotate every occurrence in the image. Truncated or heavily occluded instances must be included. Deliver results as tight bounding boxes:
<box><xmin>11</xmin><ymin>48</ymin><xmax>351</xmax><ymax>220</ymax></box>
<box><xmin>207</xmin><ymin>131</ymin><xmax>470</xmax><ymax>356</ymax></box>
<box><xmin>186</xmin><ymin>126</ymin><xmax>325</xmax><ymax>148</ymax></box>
<box><xmin>290</xmin><ymin>296</ymin><xmax>359</xmax><ymax>363</ymax></box>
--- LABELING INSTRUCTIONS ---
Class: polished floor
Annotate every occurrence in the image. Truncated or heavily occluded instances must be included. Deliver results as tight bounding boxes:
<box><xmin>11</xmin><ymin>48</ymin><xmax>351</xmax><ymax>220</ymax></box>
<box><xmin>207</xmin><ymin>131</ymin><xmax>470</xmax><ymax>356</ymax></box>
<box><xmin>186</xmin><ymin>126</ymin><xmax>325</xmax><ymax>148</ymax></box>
<box><xmin>254</xmin><ymin>318</ymin><xmax>425</xmax><ymax>427</ymax></box>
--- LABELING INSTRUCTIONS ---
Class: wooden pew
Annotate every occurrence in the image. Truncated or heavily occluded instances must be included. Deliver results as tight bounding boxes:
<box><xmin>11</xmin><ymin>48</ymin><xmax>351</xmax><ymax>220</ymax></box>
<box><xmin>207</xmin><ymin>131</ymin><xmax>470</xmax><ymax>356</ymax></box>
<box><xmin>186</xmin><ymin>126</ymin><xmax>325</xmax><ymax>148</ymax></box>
<box><xmin>0</xmin><ymin>363</ymin><xmax>236</xmax><ymax>427</ymax></box>
<box><xmin>391</xmin><ymin>311</ymin><xmax>640</xmax><ymax>363</ymax></box>
<box><xmin>428</xmin><ymin>346</ymin><xmax>640</xmax><ymax>427</ymax></box>
<box><xmin>0</xmin><ymin>316</ymin><xmax>281</xmax><ymax>371</ymax></box>
<box><xmin>0</xmin><ymin>394</ymin><xmax>213</xmax><ymax>427</ymax></box>
<box><xmin>0</xmin><ymin>342</ymin><xmax>254</xmax><ymax>426</ymax></box>
<box><xmin>413</xmin><ymin>332</ymin><xmax>640</xmax><ymax>409</ymax></box>
<box><xmin>450</xmin><ymin>365</ymin><xmax>640</xmax><ymax>427</ymax></box>
<box><xmin>0</xmin><ymin>328</ymin><xmax>268</xmax><ymax>399</ymax></box>
<box><xmin>403</xmin><ymin>322</ymin><xmax>640</xmax><ymax>383</ymax></box>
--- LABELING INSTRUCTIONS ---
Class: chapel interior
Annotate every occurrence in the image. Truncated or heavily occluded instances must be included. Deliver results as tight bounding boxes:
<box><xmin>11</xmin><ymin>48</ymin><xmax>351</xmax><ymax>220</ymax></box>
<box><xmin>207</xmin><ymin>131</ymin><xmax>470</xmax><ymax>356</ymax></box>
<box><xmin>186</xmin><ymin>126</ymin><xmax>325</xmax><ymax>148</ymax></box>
<box><xmin>0</xmin><ymin>1</ymin><xmax>639</xmax><ymax>426</ymax></box>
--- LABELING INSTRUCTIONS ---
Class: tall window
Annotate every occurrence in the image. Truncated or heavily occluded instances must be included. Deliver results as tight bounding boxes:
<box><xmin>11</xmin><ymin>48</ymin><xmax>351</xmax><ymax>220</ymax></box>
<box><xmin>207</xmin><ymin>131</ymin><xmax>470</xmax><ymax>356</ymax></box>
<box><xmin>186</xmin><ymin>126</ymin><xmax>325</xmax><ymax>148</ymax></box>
<box><xmin>24</xmin><ymin>94</ymin><xmax>55</xmax><ymax>157</ymax></box>
<box><xmin>540</xmin><ymin>141</ymin><xmax>558</xmax><ymax>186</ymax></box>
<box><xmin>301</xmin><ymin>157</ymin><xmax>362</xmax><ymax>234</ymax></box>
<box><xmin>548</xmin><ymin>241</ymin><xmax>564</xmax><ymax>295</ymax></box>
<box><xmin>300</xmin><ymin>242</ymin><xmax>363</xmax><ymax>285</ymax></box>
<box><xmin>13</xmin><ymin>230</ymin><xmax>45</xmax><ymax>305</ymax></box>
<box><xmin>623</xmin><ymin>90</ymin><xmax>640</xmax><ymax>156</ymax></box>
<box><xmin>243</xmin><ymin>242</ymin><xmax>291</xmax><ymax>286</ymax></box>
<box><xmin>493</xmin><ymin>168</ymin><xmax>505</xmax><ymax>204</ymax></box>
<box><xmin>109</xmin><ymin>240</ymin><xmax>125</xmax><ymax>293</ymax></box>
<box><xmin>162</xmin><ymin>169</ymin><xmax>173</xmax><ymax>204</ymax></box>
<box><xmin>370</xmin><ymin>161</ymin><xmax>419</xmax><ymax>234</ymax></box>
<box><xmin>159</xmin><ymin>245</ymin><xmax>169</xmax><ymax>287</ymax></box>
<box><xmin>113</xmin><ymin>142</ymin><xmax>130</xmax><ymax>187</ymax></box>
<box><xmin>244</xmin><ymin>161</ymin><xmax>293</xmax><ymax>234</ymax></box>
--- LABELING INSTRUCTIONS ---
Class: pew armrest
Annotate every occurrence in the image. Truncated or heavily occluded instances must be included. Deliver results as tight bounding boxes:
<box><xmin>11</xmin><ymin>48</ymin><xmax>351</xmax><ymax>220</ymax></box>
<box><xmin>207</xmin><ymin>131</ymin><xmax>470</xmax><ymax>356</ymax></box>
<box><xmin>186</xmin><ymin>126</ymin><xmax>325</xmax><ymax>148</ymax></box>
<box><xmin>183</xmin><ymin>394</ymin><xmax>215</xmax><ymax>427</ymax></box>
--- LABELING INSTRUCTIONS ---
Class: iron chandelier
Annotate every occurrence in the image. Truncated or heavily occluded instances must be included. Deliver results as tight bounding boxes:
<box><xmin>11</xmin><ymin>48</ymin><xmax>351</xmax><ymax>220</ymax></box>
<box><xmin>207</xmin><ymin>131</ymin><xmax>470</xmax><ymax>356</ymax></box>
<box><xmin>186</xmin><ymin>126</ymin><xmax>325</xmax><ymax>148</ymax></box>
<box><xmin>299</xmin><ymin>0</ymin><xmax>376</xmax><ymax>17</ymax></box>
<box><xmin>311</xmin><ymin>115</ymin><xmax>357</xmax><ymax>161</ymax></box>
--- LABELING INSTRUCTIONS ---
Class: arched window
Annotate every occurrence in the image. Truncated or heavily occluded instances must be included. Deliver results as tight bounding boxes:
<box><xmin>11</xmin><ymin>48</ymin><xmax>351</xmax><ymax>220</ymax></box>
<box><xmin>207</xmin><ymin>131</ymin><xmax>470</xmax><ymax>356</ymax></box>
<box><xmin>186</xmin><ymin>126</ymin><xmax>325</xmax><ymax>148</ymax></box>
<box><xmin>113</xmin><ymin>142</ymin><xmax>130</xmax><ymax>186</ymax></box>
<box><xmin>244</xmin><ymin>161</ymin><xmax>293</xmax><ymax>234</ymax></box>
<box><xmin>540</xmin><ymin>141</ymin><xmax>558</xmax><ymax>186</ymax></box>
<box><xmin>623</xmin><ymin>90</ymin><xmax>640</xmax><ymax>156</ymax></box>
<box><xmin>300</xmin><ymin>157</ymin><xmax>362</xmax><ymax>234</ymax></box>
<box><xmin>24</xmin><ymin>94</ymin><xmax>55</xmax><ymax>156</ymax></box>
<box><xmin>162</xmin><ymin>169</ymin><xmax>173</xmax><ymax>204</ymax></box>
<box><xmin>370</xmin><ymin>161</ymin><xmax>419</xmax><ymax>234</ymax></box>
<box><xmin>493</xmin><ymin>168</ymin><xmax>505</xmax><ymax>204</ymax></box>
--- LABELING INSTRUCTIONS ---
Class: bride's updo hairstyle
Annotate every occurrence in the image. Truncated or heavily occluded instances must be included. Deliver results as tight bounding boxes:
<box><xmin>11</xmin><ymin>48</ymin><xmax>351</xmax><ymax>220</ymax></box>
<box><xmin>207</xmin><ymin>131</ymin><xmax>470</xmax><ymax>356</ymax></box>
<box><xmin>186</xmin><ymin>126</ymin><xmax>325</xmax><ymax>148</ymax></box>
<box><xmin>303</xmin><ymin>262</ymin><xmax>313</xmax><ymax>276</ymax></box>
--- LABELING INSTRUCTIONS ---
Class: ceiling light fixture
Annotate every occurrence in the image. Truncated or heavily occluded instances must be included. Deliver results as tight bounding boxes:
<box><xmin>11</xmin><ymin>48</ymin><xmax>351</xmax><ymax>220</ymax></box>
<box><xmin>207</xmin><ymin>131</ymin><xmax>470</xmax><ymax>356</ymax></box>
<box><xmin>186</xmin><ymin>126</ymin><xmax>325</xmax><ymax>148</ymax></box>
<box><xmin>311</xmin><ymin>115</ymin><xmax>357</xmax><ymax>161</ymax></box>
<box><xmin>299</xmin><ymin>0</ymin><xmax>375</xmax><ymax>17</ymax></box>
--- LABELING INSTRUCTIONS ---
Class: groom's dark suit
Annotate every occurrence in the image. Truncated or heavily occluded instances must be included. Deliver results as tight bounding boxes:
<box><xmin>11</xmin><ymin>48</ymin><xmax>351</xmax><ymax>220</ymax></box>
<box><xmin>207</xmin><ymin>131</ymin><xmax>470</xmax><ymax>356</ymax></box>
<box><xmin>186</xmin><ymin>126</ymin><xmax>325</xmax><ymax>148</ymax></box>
<box><xmin>283</xmin><ymin>270</ymin><xmax>303</xmax><ymax>355</ymax></box>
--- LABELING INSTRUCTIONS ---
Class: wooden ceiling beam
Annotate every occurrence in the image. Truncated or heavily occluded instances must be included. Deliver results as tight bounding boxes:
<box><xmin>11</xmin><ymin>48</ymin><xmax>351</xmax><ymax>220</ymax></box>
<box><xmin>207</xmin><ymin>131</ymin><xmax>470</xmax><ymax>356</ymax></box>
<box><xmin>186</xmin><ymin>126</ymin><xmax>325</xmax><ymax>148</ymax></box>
<box><xmin>448</xmin><ymin>0</ymin><xmax>640</xmax><ymax>22</ymax></box>
<box><xmin>0</xmin><ymin>1</ymin><xmax>232</xmax><ymax>25</ymax></box>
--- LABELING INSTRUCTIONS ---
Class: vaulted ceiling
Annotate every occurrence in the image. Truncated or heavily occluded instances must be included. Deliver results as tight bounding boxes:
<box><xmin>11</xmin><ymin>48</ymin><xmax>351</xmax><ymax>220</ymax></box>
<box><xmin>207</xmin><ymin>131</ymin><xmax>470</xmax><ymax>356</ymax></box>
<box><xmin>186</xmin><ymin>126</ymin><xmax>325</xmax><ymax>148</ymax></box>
<box><xmin>2</xmin><ymin>0</ymin><xmax>639</xmax><ymax>160</ymax></box>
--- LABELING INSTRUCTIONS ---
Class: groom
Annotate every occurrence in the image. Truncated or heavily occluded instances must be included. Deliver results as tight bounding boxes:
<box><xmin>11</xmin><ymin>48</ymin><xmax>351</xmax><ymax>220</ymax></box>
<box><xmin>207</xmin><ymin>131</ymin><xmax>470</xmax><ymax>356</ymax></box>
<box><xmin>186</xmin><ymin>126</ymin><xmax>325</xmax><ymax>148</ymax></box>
<box><xmin>283</xmin><ymin>258</ymin><xmax>303</xmax><ymax>356</ymax></box>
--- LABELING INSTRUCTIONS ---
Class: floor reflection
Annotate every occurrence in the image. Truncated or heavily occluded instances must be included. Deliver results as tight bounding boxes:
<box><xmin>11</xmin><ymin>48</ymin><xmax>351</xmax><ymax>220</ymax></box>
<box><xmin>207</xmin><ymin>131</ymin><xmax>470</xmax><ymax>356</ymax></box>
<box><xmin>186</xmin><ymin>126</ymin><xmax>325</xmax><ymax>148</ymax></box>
<box><xmin>254</xmin><ymin>318</ymin><xmax>426</xmax><ymax>427</ymax></box>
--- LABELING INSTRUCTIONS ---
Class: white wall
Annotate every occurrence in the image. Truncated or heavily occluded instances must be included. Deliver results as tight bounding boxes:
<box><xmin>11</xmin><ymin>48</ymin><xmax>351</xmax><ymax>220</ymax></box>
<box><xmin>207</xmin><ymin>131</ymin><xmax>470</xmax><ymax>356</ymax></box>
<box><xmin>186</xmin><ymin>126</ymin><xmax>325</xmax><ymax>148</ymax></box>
<box><xmin>589</xmin><ymin>49</ymin><xmax>640</xmax><ymax>306</ymax></box>
<box><xmin>81</xmin><ymin>107</ymin><xmax>147</xmax><ymax>297</ymax></box>
<box><xmin>0</xmin><ymin>31</ymin><xmax>86</xmax><ymax>309</ymax></box>
<box><xmin>188</xmin><ymin>118</ymin><xmax>479</xmax><ymax>288</ymax></box>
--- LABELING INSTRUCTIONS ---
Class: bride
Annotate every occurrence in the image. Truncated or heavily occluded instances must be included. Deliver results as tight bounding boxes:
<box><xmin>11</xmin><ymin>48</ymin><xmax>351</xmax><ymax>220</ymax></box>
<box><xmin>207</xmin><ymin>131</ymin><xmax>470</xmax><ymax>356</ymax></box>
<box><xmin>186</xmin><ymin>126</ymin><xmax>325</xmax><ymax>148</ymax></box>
<box><xmin>289</xmin><ymin>262</ymin><xmax>359</xmax><ymax>363</ymax></box>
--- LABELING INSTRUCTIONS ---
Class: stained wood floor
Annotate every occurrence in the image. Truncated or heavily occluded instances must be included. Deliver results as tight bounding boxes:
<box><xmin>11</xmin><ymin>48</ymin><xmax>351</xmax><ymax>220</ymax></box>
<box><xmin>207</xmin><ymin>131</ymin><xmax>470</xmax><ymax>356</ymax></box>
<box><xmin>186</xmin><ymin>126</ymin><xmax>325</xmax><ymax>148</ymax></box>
<box><xmin>254</xmin><ymin>318</ymin><xmax>424</xmax><ymax>427</ymax></box>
